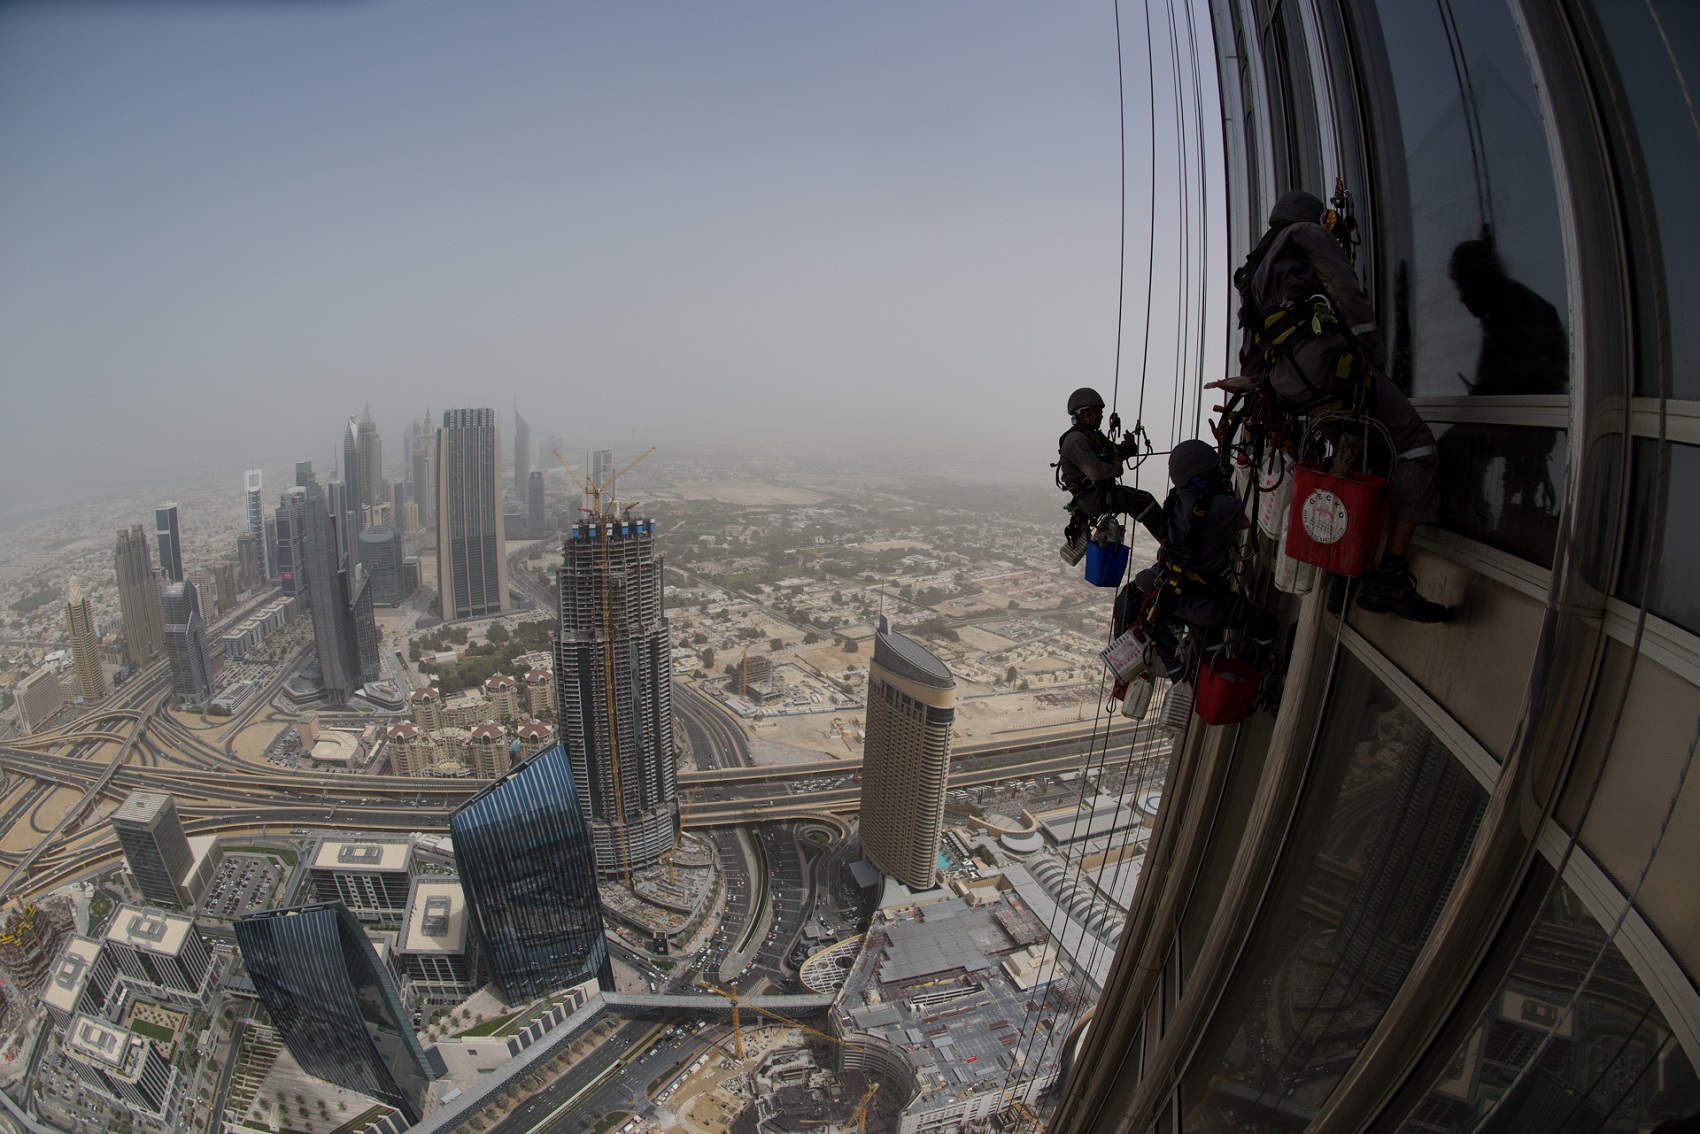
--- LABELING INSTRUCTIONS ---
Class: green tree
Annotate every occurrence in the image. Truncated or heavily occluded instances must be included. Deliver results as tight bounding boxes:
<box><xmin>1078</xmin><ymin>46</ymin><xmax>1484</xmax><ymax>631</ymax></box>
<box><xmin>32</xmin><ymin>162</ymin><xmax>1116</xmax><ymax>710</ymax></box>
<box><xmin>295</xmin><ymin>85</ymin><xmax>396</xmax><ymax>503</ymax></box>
<box><xmin>1005</xmin><ymin>665</ymin><xmax>1019</xmax><ymax>685</ymax></box>
<box><xmin>700</xmin><ymin>648</ymin><xmax>716</xmax><ymax>668</ymax></box>
<box><xmin>803</xmin><ymin>632</ymin><xmax>821</xmax><ymax>645</ymax></box>
<box><xmin>842</xmin><ymin>639</ymin><xmax>859</xmax><ymax>654</ymax></box>
<box><xmin>769</xmin><ymin>638</ymin><xmax>783</xmax><ymax>651</ymax></box>
<box><xmin>487</xmin><ymin>622</ymin><xmax>511</xmax><ymax>646</ymax></box>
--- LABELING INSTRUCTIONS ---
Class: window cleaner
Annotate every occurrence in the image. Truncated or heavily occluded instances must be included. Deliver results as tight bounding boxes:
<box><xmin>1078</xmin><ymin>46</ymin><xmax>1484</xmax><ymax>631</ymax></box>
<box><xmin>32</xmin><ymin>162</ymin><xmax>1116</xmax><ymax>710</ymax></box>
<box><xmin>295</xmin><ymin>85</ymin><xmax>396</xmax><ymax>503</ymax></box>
<box><xmin>1054</xmin><ymin>387</ymin><xmax>1158</xmax><ymax>566</ymax></box>
<box><xmin>1228</xmin><ymin>189</ymin><xmax>1449</xmax><ymax>622</ymax></box>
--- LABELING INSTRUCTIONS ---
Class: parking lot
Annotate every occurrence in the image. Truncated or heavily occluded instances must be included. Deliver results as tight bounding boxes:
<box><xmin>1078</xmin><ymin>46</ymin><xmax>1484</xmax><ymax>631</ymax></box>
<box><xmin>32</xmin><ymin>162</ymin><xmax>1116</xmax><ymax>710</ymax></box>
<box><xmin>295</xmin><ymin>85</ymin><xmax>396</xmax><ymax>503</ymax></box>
<box><xmin>199</xmin><ymin>852</ymin><xmax>284</xmax><ymax>920</ymax></box>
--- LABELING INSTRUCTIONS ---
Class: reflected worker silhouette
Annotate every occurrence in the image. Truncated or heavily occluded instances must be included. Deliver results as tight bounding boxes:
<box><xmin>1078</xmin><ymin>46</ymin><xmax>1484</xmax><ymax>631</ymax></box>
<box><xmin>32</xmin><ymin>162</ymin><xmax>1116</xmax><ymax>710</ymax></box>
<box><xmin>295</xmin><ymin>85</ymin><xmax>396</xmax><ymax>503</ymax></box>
<box><xmin>1440</xmin><ymin>238</ymin><xmax>1568</xmax><ymax>555</ymax></box>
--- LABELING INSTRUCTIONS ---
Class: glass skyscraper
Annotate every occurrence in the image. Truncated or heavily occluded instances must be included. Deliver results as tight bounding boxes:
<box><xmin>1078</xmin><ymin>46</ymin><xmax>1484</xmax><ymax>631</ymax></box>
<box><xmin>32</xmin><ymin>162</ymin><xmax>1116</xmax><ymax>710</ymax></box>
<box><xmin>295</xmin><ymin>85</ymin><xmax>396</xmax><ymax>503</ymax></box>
<box><xmin>235</xmin><ymin>903</ymin><xmax>435</xmax><ymax>1124</ymax></box>
<box><xmin>450</xmin><ymin>742</ymin><xmax>612</xmax><ymax>1002</ymax></box>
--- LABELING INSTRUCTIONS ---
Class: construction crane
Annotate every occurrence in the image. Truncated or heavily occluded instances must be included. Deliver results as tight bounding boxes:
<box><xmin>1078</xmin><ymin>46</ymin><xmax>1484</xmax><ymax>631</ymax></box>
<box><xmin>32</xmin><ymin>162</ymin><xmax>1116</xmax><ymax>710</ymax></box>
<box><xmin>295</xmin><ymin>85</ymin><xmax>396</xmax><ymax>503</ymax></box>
<box><xmin>853</xmin><ymin>1081</ymin><xmax>881</xmax><ymax>1134</ymax></box>
<box><xmin>552</xmin><ymin>446</ymin><xmax>657</xmax><ymax>887</ymax></box>
<box><xmin>1008</xmin><ymin>1098</ymin><xmax>1046</xmax><ymax>1134</ymax></box>
<box><xmin>662</xmin><ymin>786</ymin><xmax>701</xmax><ymax>885</ymax></box>
<box><xmin>696</xmin><ymin>981</ymin><xmax>861</xmax><ymax>1063</ymax></box>
<box><xmin>738</xmin><ymin>643</ymin><xmax>751</xmax><ymax>700</ymax></box>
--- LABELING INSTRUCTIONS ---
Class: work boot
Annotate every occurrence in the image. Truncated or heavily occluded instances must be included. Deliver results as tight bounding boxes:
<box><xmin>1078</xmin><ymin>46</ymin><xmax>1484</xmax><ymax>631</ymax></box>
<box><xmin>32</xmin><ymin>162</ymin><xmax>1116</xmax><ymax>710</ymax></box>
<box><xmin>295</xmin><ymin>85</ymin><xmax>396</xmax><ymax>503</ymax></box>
<box><xmin>1357</xmin><ymin>561</ymin><xmax>1451</xmax><ymax>622</ymax></box>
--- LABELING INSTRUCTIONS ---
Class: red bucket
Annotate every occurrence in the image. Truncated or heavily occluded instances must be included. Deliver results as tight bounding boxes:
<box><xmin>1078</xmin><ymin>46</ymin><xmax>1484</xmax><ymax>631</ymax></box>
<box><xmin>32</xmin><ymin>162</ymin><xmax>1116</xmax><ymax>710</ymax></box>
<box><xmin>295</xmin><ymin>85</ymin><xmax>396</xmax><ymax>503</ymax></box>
<box><xmin>1195</xmin><ymin>657</ymin><xmax>1261</xmax><ymax>726</ymax></box>
<box><xmin>1284</xmin><ymin>464</ymin><xmax>1388</xmax><ymax>577</ymax></box>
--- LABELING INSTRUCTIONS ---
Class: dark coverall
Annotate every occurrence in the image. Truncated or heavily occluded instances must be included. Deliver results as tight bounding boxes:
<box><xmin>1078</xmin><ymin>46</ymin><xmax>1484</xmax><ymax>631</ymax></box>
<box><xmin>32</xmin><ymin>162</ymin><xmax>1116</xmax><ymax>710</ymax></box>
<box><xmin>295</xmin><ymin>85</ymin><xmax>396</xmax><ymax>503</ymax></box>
<box><xmin>1112</xmin><ymin>478</ymin><xmax>1275</xmax><ymax>681</ymax></box>
<box><xmin>1056</xmin><ymin>424</ymin><xmax>1151</xmax><ymax>523</ymax></box>
<box><xmin>1239</xmin><ymin>220</ymin><xmax>1441</xmax><ymax>526</ymax></box>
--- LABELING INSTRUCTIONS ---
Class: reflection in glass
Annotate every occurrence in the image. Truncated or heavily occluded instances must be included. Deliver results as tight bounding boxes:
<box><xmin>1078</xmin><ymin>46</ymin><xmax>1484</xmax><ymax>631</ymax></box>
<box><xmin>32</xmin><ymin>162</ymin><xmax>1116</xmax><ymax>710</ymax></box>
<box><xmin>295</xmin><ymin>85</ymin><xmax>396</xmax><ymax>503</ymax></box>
<box><xmin>1400</xmin><ymin>869</ymin><xmax>1699</xmax><ymax>1131</ymax></box>
<box><xmin>1181</xmin><ymin>658</ymin><xmax>1487</xmax><ymax>1132</ymax></box>
<box><xmin>1362</xmin><ymin>0</ymin><xmax>1569</xmax><ymax>397</ymax></box>
<box><xmin>1590</xmin><ymin>1</ymin><xmax>1700</xmax><ymax>399</ymax></box>
<box><xmin>1433</xmin><ymin>424</ymin><xmax>1566</xmax><ymax>568</ymax></box>
<box><xmin>1619</xmin><ymin>440</ymin><xmax>1700</xmax><ymax>635</ymax></box>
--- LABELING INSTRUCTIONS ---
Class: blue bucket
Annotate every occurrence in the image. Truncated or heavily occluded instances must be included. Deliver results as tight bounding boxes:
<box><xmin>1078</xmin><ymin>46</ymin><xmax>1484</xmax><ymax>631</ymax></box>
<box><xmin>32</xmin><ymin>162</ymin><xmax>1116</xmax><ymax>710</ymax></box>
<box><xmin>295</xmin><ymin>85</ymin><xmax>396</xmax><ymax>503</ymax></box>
<box><xmin>1084</xmin><ymin>541</ymin><xmax>1129</xmax><ymax>588</ymax></box>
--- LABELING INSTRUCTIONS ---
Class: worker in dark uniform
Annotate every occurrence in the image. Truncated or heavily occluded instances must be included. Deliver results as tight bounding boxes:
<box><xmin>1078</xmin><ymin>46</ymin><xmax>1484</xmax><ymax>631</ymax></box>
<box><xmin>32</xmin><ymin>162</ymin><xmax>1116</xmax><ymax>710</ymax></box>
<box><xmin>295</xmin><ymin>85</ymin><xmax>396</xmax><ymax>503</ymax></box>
<box><xmin>1056</xmin><ymin>387</ymin><xmax>1158</xmax><ymax>524</ymax></box>
<box><xmin>1116</xmin><ymin>439</ymin><xmax>1275</xmax><ymax>681</ymax></box>
<box><xmin>1235</xmin><ymin>190</ymin><xmax>1450</xmax><ymax>622</ymax></box>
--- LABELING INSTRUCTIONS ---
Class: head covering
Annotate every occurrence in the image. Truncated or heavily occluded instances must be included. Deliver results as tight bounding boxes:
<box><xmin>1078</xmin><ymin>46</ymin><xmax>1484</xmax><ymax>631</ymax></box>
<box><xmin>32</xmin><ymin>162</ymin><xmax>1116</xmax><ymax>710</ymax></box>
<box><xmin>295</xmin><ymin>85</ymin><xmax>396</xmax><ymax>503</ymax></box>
<box><xmin>1168</xmin><ymin>439</ymin><xmax>1219</xmax><ymax>485</ymax></box>
<box><xmin>1268</xmin><ymin>190</ymin><xmax>1325</xmax><ymax>227</ymax></box>
<box><xmin>1068</xmin><ymin>387</ymin><xmax>1106</xmax><ymax>414</ymax></box>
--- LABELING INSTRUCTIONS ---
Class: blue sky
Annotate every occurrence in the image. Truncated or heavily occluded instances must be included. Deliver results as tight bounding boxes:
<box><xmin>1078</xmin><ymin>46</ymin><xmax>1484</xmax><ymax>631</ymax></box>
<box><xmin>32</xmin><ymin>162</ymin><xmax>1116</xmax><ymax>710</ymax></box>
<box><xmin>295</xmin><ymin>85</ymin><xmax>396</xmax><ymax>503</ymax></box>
<box><xmin>0</xmin><ymin>0</ymin><xmax>1219</xmax><ymax>502</ymax></box>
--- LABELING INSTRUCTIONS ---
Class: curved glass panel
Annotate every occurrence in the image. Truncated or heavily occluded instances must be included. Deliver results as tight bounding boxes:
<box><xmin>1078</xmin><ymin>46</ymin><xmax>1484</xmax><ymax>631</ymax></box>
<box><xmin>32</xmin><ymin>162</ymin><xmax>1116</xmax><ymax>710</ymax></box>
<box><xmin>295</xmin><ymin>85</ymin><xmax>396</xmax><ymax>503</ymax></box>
<box><xmin>1360</xmin><ymin>0</ymin><xmax>1571</xmax><ymax>398</ymax></box>
<box><xmin>1399</xmin><ymin>869</ymin><xmax>1699</xmax><ymax>1131</ymax></box>
<box><xmin>1619</xmin><ymin>439</ymin><xmax>1700</xmax><ymax>634</ymax></box>
<box><xmin>1181</xmin><ymin>655</ymin><xmax>1488</xmax><ymax>1132</ymax></box>
<box><xmin>1432</xmin><ymin>423</ymin><xmax>1566</xmax><ymax>568</ymax></box>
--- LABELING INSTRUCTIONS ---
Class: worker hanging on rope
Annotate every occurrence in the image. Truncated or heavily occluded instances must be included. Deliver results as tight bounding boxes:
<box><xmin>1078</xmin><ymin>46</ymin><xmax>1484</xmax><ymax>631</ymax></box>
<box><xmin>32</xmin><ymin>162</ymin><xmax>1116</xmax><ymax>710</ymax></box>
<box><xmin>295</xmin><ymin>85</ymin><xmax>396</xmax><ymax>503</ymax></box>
<box><xmin>1113</xmin><ymin>440</ymin><xmax>1277</xmax><ymax>682</ymax></box>
<box><xmin>1054</xmin><ymin>387</ymin><xmax>1160</xmax><ymax>563</ymax></box>
<box><xmin>1230</xmin><ymin>190</ymin><xmax>1451</xmax><ymax>622</ymax></box>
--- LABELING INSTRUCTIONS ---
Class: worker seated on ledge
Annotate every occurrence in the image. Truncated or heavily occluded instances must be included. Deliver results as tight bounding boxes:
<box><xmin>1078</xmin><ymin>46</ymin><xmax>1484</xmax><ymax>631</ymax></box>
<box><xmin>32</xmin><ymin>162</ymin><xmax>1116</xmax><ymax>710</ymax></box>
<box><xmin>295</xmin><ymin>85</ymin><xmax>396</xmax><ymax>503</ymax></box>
<box><xmin>1234</xmin><ymin>189</ymin><xmax>1449</xmax><ymax>622</ymax></box>
<box><xmin>1056</xmin><ymin>387</ymin><xmax>1156</xmax><ymax>540</ymax></box>
<box><xmin>1114</xmin><ymin>439</ymin><xmax>1276</xmax><ymax>682</ymax></box>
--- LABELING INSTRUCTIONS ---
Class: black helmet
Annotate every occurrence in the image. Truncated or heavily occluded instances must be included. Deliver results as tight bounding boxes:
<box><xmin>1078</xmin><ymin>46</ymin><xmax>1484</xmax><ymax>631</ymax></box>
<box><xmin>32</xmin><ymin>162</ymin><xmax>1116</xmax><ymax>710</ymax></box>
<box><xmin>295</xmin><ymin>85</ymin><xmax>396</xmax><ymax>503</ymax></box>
<box><xmin>1068</xmin><ymin>387</ymin><xmax>1106</xmax><ymax>414</ymax></box>
<box><xmin>1169</xmin><ymin>439</ymin><xmax>1219</xmax><ymax>484</ymax></box>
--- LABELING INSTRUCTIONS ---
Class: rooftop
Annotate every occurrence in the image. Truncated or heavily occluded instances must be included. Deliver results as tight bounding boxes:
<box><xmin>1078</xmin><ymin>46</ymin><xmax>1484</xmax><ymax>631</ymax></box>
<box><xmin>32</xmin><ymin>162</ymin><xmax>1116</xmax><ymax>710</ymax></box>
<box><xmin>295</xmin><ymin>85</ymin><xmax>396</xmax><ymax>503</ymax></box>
<box><xmin>873</xmin><ymin>615</ymin><xmax>953</xmax><ymax>690</ymax></box>
<box><xmin>110</xmin><ymin>791</ymin><xmax>174</xmax><ymax>827</ymax></box>
<box><xmin>41</xmin><ymin>936</ymin><xmax>102</xmax><ymax>1016</ymax></box>
<box><xmin>103</xmin><ymin>905</ymin><xmax>194</xmax><ymax>956</ymax></box>
<box><xmin>311</xmin><ymin>840</ymin><xmax>411</xmax><ymax>873</ymax></box>
<box><xmin>398</xmin><ymin>878</ymin><xmax>468</xmax><ymax>955</ymax></box>
<box><xmin>65</xmin><ymin>1015</ymin><xmax>144</xmax><ymax>1078</ymax></box>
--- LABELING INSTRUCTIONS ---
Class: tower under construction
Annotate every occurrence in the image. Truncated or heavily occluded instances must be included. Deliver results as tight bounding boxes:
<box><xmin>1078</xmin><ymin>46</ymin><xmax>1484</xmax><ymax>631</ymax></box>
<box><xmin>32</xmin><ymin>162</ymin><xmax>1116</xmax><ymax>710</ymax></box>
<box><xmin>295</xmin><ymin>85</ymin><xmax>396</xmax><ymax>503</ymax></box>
<box><xmin>553</xmin><ymin>514</ymin><xmax>676</xmax><ymax>878</ymax></box>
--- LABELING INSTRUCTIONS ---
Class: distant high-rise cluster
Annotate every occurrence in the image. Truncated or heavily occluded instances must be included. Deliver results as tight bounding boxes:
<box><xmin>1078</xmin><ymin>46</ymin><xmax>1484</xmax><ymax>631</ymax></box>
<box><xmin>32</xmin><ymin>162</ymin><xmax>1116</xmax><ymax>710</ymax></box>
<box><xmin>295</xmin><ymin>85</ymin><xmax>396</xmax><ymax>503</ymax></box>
<box><xmin>555</xmin><ymin>510</ymin><xmax>676</xmax><ymax>877</ymax></box>
<box><xmin>244</xmin><ymin>469</ymin><xmax>269</xmax><ymax>582</ymax></box>
<box><xmin>858</xmin><ymin>614</ymin><xmax>956</xmax><ymax>891</ymax></box>
<box><xmin>301</xmin><ymin>476</ymin><xmax>378</xmax><ymax>705</ymax></box>
<box><xmin>436</xmin><ymin>408</ymin><xmax>510</xmax><ymax>621</ymax></box>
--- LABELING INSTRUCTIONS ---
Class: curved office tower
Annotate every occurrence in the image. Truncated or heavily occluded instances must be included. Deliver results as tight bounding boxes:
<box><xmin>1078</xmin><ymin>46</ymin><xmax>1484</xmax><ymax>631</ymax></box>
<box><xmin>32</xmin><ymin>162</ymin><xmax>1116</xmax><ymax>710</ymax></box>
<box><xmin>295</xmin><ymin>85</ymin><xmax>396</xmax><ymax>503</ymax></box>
<box><xmin>1049</xmin><ymin>4</ymin><xmax>1700</xmax><ymax>1133</ymax></box>
<box><xmin>450</xmin><ymin>743</ymin><xmax>612</xmax><ymax>1001</ymax></box>
<box><xmin>554</xmin><ymin>516</ymin><xmax>676</xmax><ymax>877</ymax></box>
<box><xmin>858</xmin><ymin>615</ymin><xmax>956</xmax><ymax>891</ymax></box>
<box><xmin>235</xmin><ymin>903</ymin><xmax>434</xmax><ymax>1124</ymax></box>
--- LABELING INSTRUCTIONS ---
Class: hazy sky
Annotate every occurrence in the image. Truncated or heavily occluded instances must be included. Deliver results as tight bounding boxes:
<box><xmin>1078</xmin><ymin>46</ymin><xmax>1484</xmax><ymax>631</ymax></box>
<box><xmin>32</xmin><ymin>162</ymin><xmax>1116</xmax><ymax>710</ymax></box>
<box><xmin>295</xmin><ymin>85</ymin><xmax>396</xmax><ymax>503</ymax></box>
<box><xmin>0</xmin><ymin>0</ymin><xmax>1222</xmax><ymax>506</ymax></box>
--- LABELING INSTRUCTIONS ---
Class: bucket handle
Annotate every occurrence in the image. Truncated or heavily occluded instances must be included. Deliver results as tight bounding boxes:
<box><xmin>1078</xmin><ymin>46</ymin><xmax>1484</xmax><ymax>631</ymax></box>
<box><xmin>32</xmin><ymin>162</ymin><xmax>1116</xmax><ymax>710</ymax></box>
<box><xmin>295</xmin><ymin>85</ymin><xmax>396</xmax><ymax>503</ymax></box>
<box><xmin>1298</xmin><ymin>411</ymin><xmax>1396</xmax><ymax>476</ymax></box>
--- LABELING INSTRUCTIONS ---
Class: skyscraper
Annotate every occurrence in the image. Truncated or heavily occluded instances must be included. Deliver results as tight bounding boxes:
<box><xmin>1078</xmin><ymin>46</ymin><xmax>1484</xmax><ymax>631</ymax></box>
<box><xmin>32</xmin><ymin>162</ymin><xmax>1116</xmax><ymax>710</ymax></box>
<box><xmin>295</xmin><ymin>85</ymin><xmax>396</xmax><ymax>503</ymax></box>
<box><xmin>236</xmin><ymin>532</ymin><xmax>260</xmax><ymax>591</ymax></box>
<box><xmin>341</xmin><ymin>418</ymin><xmax>364</xmax><ymax>560</ymax></box>
<box><xmin>585</xmin><ymin>448</ymin><xmax>614</xmax><ymax>514</ymax></box>
<box><xmin>327</xmin><ymin>476</ymin><xmax>351</xmax><ymax>570</ymax></box>
<box><xmin>513</xmin><ymin>408</ymin><xmax>531</xmax><ymax>506</ymax></box>
<box><xmin>528</xmin><ymin>470</ymin><xmax>546</xmax><ymax>536</ymax></box>
<box><xmin>450</xmin><ymin>743</ymin><xmax>612</xmax><ymax>1001</ymax></box>
<box><xmin>435</xmin><ymin>408</ymin><xmax>509</xmax><ymax>620</ymax></box>
<box><xmin>244</xmin><ymin>469</ymin><xmax>270</xmax><ymax>582</ymax></box>
<box><xmin>109</xmin><ymin>792</ymin><xmax>194</xmax><ymax>910</ymax></box>
<box><xmin>64</xmin><ymin>588</ymin><xmax>104</xmax><ymax>702</ymax></box>
<box><xmin>235</xmin><ymin>903</ymin><xmax>435</xmax><ymax>1123</ymax></box>
<box><xmin>303</xmin><ymin>479</ymin><xmax>377</xmax><ymax>705</ymax></box>
<box><xmin>357</xmin><ymin>405</ymin><xmax>383</xmax><ymax>510</ymax></box>
<box><xmin>857</xmin><ymin>615</ymin><xmax>955</xmax><ymax>891</ymax></box>
<box><xmin>555</xmin><ymin>513</ymin><xmax>675</xmax><ymax>876</ymax></box>
<box><xmin>412</xmin><ymin>410</ymin><xmax>435</xmax><ymax>529</ymax></box>
<box><xmin>153</xmin><ymin>503</ymin><xmax>183</xmax><ymax>584</ymax></box>
<box><xmin>160</xmin><ymin>581</ymin><xmax>214</xmax><ymax>705</ymax></box>
<box><xmin>359</xmin><ymin>526</ymin><xmax>405</xmax><ymax>606</ymax></box>
<box><xmin>274</xmin><ymin>487</ymin><xmax>309</xmax><ymax>602</ymax></box>
<box><xmin>114</xmin><ymin>526</ymin><xmax>165</xmax><ymax>668</ymax></box>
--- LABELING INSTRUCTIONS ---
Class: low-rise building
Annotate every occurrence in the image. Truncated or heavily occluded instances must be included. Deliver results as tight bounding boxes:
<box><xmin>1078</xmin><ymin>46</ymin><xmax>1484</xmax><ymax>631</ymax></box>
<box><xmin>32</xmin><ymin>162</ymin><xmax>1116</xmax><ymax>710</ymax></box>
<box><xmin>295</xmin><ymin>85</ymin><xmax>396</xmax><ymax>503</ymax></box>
<box><xmin>309</xmin><ymin>839</ymin><xmax>415</xmax><ymax>924</ymax></box>
<box><xmin>395</xmin><ymin>878</ymin><xmax>481</xmax><ymax>1005</ymax></box>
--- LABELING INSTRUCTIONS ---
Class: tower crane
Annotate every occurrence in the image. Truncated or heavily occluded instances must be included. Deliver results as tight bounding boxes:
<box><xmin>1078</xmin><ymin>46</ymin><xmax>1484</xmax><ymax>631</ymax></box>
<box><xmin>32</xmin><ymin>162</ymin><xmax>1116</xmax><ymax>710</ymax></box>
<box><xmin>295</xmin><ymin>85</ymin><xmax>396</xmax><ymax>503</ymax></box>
<box><xmin>1008</xmin><ymin>1098</ymin><xmax>1047</xmax><ymax>1134</ymax></box>
<box><xmin>552</xmin><ymin>446</ymin><xmax>658</xmax><ymax>888</ymax></box>
<box><xmin>695</xmin><ymin>981</ymin><xmax>861</xmax><ymax>1063</ymax></box>
<box><xmin>853</xmin><ymin>1081</ymin><xmax>881</xmax><ymax>1134</ymax></box>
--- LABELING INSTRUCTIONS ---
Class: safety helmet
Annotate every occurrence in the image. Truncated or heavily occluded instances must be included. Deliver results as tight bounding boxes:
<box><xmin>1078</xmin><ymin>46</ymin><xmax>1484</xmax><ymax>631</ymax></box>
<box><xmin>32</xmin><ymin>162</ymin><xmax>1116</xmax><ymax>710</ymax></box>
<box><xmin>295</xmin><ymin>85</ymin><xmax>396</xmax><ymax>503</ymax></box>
<box><xmin>1168</xmin><ymin>439</ymin><xmax>1219</xmax><ymax>484</ymax></box>
<box><xmin>1068</xmin><ymin>387</ymin><xmax>1106</xmax><ymax>414</ymax></box>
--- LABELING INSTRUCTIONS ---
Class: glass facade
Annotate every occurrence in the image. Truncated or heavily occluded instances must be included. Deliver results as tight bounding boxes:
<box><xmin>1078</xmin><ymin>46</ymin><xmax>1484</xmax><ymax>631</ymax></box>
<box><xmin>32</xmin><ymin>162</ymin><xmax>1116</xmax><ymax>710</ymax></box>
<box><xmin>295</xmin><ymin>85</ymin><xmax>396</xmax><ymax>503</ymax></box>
<box><xmin>1432</xmin><ymin>424</ymin><xmax>1566</xmax><ymax>568</ymax></box>
<box><xmin>1587</xmin><ymin>1</ymin><xmax>1700</xmax><ymax>400</ymax></box>
<box><xmin>235</xmin><ymin>903</ymin><xmax>434</xmax><ymax>1124</ymax></box>
<box><xmin>1619</xmin><ymin>439</ymin><xmax>1700</xmax><ymax>635</ymax></box>
<box><xmin>1181</xmin><ymin>655</ymin><xmax>1488</xmax><ymax>1131</ymax></box>
<box><xmin>1353</xmin><ymin>0</ymin><xmax>1570</xmax><ymax>400</ymax></box>
<box><xmin>1400</xmin><ymin>866</ymin><xmax>1699</xmax><ymax>1132</ymax></box>
<box><xmin>450</xmin><ymin>742</ymin><xmax>611</xmax><ymax>1002</ymax></box>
